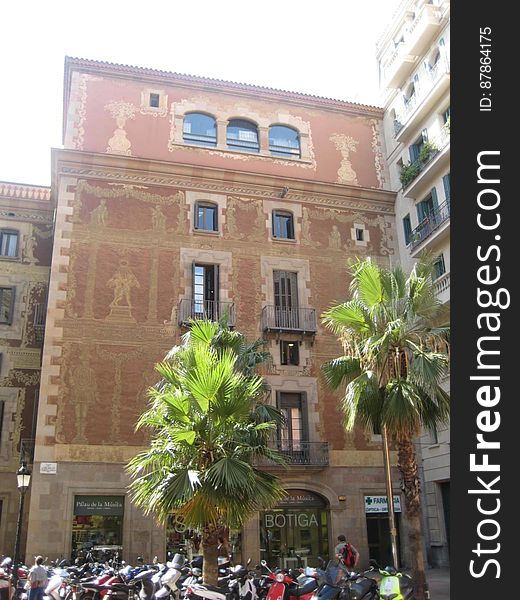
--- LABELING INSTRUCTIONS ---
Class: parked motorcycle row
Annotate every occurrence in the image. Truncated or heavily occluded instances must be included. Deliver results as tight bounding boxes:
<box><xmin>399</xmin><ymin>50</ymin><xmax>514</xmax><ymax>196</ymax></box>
<box><xmin>0</xmin><ymin>553</ymin><xmax>415</xmax><ymax>600</ymax></box>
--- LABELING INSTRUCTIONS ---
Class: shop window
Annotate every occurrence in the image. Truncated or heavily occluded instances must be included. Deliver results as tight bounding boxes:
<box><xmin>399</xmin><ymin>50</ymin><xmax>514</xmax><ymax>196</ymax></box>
<box><xmin>280</xmin><ymin>340</ymin><xmax>299</xmax><ymax>366</ymax></box>
<box><xmin>227</xmin><ymin>119</ymin><xmax>259</xmax><ymax>153</ymax></box>
<box><xmin>194</xmin><ymin>202</ymin><xmax>218</xmax><ymax>232</ymax></box>
<box><xmin>272</xmin><ymin>211</ymin><xmax>295</xmax><ymax>240</ymax></box>
<box><xmin>269</xmin><ymin>125</ymin><xmax>301</xmax><ymax>158</ymax></box>
<box><xmin>72</xmin><ymin>495</ymin><xmax>124</xmax><ymax>558</ymax></box>
<box><xmin>0</xmin><ymin>229</ymin><xmax>19</xmax><ymax>257</ymax></box>
<box><xmin>0</xmin><ymin>287</ymin><xmax>15</xmax><ymax>325</ymax></box>
<box><xmin>183</xmin><ymin>113</ymin><xmax>217</xmax><ymax>147</ymax></box>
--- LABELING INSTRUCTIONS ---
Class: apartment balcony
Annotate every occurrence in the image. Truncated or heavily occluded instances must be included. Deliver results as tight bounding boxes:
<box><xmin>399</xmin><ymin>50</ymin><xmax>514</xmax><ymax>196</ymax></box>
<box><xmin>432</xmin><ymin>271</ymin><xmax>450</xmax><ymax>304</ymax></box>
<box><xmin>383</xmin><ymin>43</ymin><xmax>417</xmax><ymax>89</ymax></box>
<box><xmin>178</xmin><ymin>299</ymin><xmax>236</xmax><ymax>327</ymax></box>
<box><xmin>409</xmin><ymin>199</ymin><xmax>450</xmax><ymax>256</ymax></box>
<box><xmin>19</xmin><ymin>438</ymin><xmax>35</xmax><ymax>464</ymax></box>
<box><xmin>394</xmin><ymin>61</ymin><xmax>450</xmax><ymax>143</ymax></box>
<box><xmin>406</xmin><ymin>3</ymin><xmax>443</xmax><ymax>57</ymax></box>
<box><xmin>255</xmin><ymin>441</ymin><xmax>329</xmax><ymax>471</ymax></box>
<box><xmin>261</xmin><ymin>306</ymin><xmax>317</xmax><ymax>335</ymax></box>
<box><xmin>402</xmin><ymin>130</ymin><xmax>450</xmax><ymax>198</ymax></box>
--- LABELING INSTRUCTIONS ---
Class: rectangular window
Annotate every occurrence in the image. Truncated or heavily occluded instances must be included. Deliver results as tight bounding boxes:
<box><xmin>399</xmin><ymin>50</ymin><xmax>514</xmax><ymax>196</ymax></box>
<box><xmin>433</xmin><ymin>255</ymin><xmax>446</xmax><ymax>280</ymax></box>
<box><xmin>416</xmin><ymin>190</ymin><xmax>437</xmax><ymax>223</ymax></box>
<box><xmin>403</xmin><ymin>215</ymin><xmax>412</xmax><ymax>246</ymax></box>
<box><xmin>193</xmin><ymin>264</ymin><xmax>219</xmax><ymax>320</ymax></box>
<box><xmin>149</xmin><ymin>93</ymin><xmax>160</xmax><ymax>108</ymax></box>
<box><xmin>280</xmin><ymin>340</ymin><xmax>300</xmax><ymax>366</ymax></box>
<box><xmin>0</xmin><ymin>230</ymin><xmax>19</xmax><ymax>257</ymax></box>
<box><xmin>443</xmin><ymin>107</ymin><xmax>451</xmax><ymax>124</ymax></box>
<box><xmin>0</xmin><ymin>287</ymin><xmax>15</xmax><ymax>325</ymax></box>
<box><xmin>272</xmin><ymin>211</ymin><xmax>295</xmax><ymax>240</ymax></box>
<box><xmin>195</xmin><ymin>203</ymin><xmax>218</xmax><ymax>232</ymax></box>
<box><xmin>277</xmin><ymin>392</ymin><xmax>308</xmax><ymax>451</ymax></box>
<box><xmin>355</xmin><ymin>228</ymin><xmax>364</xmax><ymax>242</ymax></box>
<box><xmin>273</xmin><ymin>271</ymin><xmax>299</xmax><ymax>329</ymax></box>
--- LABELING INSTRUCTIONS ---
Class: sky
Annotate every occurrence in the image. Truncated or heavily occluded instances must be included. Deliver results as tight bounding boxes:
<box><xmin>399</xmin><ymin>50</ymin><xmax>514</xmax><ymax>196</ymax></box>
<box><xmin>0</xmin><ymin>0</ymin><xmax>401</xmax><ymax>187</ymax></box>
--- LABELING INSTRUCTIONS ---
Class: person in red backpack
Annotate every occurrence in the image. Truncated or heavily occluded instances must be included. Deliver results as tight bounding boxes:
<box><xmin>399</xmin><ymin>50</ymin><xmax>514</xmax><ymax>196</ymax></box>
<box><xmin>334</xmin><ymin>534</ymin><xmax>360</xmax><ymax>569</ymax></box>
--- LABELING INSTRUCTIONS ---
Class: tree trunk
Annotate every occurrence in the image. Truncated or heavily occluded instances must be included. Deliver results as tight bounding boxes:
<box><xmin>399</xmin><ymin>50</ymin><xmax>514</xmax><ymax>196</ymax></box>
<box><xmin>397</xmin><ymin>436</ymin><xmax>428</xmax><ymax>600</ymax></box>
<box><xmin>201</xmin><ymin>525</ymin><xmax>222</xmax><ymax>586</ymax></box>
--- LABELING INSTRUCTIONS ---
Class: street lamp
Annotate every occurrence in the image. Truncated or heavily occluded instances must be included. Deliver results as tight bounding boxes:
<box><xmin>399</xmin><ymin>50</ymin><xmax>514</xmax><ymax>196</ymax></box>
<box><xmin>13</xmin><ymin>462</ymin><xmax>31</xmax><ymax>599</ymax></box>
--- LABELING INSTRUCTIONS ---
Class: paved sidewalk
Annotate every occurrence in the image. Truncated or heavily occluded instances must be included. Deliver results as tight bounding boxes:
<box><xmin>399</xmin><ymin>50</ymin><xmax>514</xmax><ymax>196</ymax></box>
<box><xmin>426</xmin><ymin>568</ymin><xmax>450</xmax><ymax>599</ymax></box>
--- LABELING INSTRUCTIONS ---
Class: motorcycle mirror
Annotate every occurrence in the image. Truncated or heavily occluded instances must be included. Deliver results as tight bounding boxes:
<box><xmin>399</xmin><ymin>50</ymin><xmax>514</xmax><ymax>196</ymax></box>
<box><xmin>260</xmin><ymin>560</ymin><xmax>267</xmax><ymax>566</ymax></box>
<box><xmin>246</xmin><ymin>558</ymin><xmax>251</xmax><ymax>565</ymax></box>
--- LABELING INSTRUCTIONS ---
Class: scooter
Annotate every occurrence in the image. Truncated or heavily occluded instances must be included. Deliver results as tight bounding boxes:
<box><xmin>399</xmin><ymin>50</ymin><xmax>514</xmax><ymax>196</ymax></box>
<box><xmin>155</xmin><ymin>554</ymin><xmax>186</xmax><ymax>600</ymax></box>
<box><xmin>185</xmin><ymin>560</ymin><xmax>254</xmax><ymax>600</ymax></box>
<box><xmin>263</xmin><ymin>561</ymin><xmax>318</xmax><ymax>600</ymax></box>
<box><xmin>44</xmin><ymin>568</ymin><xmax>71</xmax><ymax>600</ymax></box>
<box><xmin>366</xmin><ymin>561</ymin><xmax>414</xmax><ymax>600</ymax></box>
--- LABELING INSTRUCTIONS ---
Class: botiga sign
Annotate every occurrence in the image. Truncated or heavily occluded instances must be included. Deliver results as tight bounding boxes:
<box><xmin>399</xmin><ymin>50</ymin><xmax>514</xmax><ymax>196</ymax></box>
<box><xmin>73</xmin><ymin>495</ymin><xmax>125</xmax><ymax>516</ymax></box>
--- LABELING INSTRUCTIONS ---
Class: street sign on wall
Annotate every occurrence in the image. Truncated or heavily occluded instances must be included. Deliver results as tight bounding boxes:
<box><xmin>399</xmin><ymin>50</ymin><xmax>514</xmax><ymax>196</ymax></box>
<box><xmin>365</xmin><ymin>495</ymin><xmax>402</xmax><ymax>513</ymax></box>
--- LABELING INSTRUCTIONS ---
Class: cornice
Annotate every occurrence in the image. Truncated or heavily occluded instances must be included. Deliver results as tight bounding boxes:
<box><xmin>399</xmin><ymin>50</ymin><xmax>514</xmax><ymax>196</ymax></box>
<box><xmin>52</xmin><ymin>148</ymin><xmax>396</xmax><ymax>215</ymax></box>
<box><xmin>0</xmin><ymin>181</ymin><xmax>51</xmax><ymax>202</ymax></box>
<box><xmin>63</xmin><ymin>57</ymin><xmax>384</xmax><ymax>132</ymax></box>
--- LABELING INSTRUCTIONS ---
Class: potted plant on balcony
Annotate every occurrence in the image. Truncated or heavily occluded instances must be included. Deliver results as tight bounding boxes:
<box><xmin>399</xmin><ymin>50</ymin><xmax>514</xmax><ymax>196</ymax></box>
<box><xmin>399</xmin><ymin>162</ymin><xmax>420</xmax><ymax>187</ymax></box>
<box><xmin>418</xmin><ymin>140</ymin><xmax>439</xmax><ymax>163</ymax></box>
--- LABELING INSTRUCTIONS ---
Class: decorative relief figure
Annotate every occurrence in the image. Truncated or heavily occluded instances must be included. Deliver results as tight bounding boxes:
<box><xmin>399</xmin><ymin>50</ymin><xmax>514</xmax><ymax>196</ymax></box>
<box><xmin>105</xmin><ymin>100</ymin><xmax>138</xmax><ymax>156</ymax></box>
<box><xmin>23</xmin><ymin>225</ymin><xmax>38</xmax><ymax>264</ymax></box>
<box><xmin>71</xmin><ymin>347</ymin><xmax>98</xmax><ymax>444</ymax></box>
<box><xmin>90</xmin><ymin>199</ymin><xmax>108</xmax><ymax>226</ymax></box>
<box><xmin>330</xmin><ymin>133</ymin><xmax>359</xmax><ymax>185</ymax></box>
<box><xmin>106</xmin><ymin>259</ymin><xmax>140</xmax><ymax>322</ymax></box>
<box><xmin>151</xmin><ymin>205</ymin><xmax>167</xmax><ymax>231</ymax></box>
<box><xmin>329</xmin><ymin>225</ymin><xmax>341</xmax><ymax>249</ymax></box>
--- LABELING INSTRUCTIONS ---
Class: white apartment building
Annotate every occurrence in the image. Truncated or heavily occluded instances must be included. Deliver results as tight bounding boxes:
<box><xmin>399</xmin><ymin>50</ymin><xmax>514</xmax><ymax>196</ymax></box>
<box><xmin>376</xmin><ymin>0</ymin><xmax>450</xmax><ymax>568</ymax></box>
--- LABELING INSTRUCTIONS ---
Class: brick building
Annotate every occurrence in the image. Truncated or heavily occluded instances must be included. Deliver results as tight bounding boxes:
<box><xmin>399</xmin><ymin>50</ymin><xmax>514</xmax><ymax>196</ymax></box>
<box><xmin>0</xmin><ymin>182</ymin><xmax>53</xmax><ymax>554</ymax></box>
<box><xmin>22</xmin><ymin>57</ymin><xmax>403</xmax><ymax>565</ymax></box>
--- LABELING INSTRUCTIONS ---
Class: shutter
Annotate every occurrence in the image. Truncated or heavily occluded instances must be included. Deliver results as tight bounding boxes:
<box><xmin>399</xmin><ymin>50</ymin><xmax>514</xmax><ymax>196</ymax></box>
<box><xmin>443</xmin><ymin>174</ymin><xmax>451</xmax><ymax>201</ymax></box>
<box><xmin>301</xmin><ymin>393</ymin><xmax>309</xmax><ymax>442</ymax></box>
<box><xmin>416</xmin><ymin>201</ymin><xmax>426</xmax><ymax>223</ymax></box>
<box><xmin>214</xmin><ymin>265</ymin><xmax>220</xmax><ymax>304</ymax></box>
<box><xmin>403</xmin><ymin>215</ymin><xmax>412</xmax><ymax>245</ymax></box>
<box><xmin>409</xmin><ymin>144</ymin><xmax>419</xmax><ymax>162</ymax></box>
<box><xmin>421</xmin><ymin>128</ymin><xmax>429</xmax><ymax>142</ymax></box>
<box><xmin>431</xmin><ymin>187</ymin><xmax>439</xmax><ymax>211</ymax></box>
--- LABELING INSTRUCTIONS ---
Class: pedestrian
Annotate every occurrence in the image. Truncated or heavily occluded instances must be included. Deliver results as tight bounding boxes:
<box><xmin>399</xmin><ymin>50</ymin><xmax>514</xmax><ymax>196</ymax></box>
<box><xmin>27</xmin><ymin>556</ymin><xmax>48</xmax><ymax>600</ymax></box>
<box><xmin>334</xmin><ymin>534</ymin><xmax>360</xmax><ymax>569</ymax></box>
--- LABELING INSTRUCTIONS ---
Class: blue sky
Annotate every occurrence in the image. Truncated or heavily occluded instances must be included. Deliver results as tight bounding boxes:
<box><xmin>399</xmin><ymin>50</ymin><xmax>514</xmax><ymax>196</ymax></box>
<box><xmin>0</xmin><ymin>0</ymin><xmax>400</xmax><ymax>186</ymax></box>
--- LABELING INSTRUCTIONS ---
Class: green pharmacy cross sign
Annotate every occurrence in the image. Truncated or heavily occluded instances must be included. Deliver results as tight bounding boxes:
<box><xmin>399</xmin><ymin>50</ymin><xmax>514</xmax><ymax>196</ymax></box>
<box><xmin>364</xmin><ymin>495</ymin><xmax>402</xmax><ymax>513</ymax></box>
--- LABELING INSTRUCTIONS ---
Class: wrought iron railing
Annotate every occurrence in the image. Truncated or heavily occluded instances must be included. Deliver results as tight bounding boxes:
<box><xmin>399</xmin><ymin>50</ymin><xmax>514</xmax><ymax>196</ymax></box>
<box><xmin>178</xmin><ymin>299</ymin><xmax>235</xmax><ymax>326</ymax></box>
<box><xmin>33</xmin><ymin>302</ymin><xmax>46</xmax><ymax>343</ymax></box>
<box><xmin>409</xmin><ymin>199</ymin><xmax>450</xmax><ymax>251</ymax></box>
<box><xmin>256</xmin><ymin>441</ymin><xmax>329</xmax><ymax>468</ymax></box>
<box><xmin>401</xmin><ymin>129</ymin><xmax>450</xmax><ymax>190</ymax></box>
<box><xmin>261</xmin><ymin>306</ymin><xmax>317</xmax><ymax>334</ymax></box>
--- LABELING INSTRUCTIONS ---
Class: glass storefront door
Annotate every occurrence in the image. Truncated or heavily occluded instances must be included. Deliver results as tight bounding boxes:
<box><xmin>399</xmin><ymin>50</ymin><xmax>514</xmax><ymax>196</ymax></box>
<box><xmin>260</xmin><ymin>490</ymin><xmax>329</xmax><ymax>568</ymax></box>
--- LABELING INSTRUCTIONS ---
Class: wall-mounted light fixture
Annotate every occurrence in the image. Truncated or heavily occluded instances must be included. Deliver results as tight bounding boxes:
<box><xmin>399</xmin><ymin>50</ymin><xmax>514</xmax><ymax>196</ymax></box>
<box><xmin>338</xmin><ymin>495</ymin><xmax>347</xmax><ymax>502</ymax></box>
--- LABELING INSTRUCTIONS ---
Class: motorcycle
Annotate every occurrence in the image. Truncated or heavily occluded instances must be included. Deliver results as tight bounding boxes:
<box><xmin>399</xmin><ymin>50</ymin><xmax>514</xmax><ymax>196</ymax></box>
<box><xmin>185</xmin><ymin>560</ymin><xmax>255</xmax><ymax>600</ymax></box>
<box><xmin>366</xmin><ymin>560</ymin><xmax>414</xmax><ymax>600</ymax></box>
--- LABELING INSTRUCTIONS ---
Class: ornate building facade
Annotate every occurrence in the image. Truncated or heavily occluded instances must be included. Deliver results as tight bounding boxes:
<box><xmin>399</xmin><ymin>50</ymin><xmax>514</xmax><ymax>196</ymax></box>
<box><xmin>0</xmin><ymin>182</ymin><xmax>53</xmax><ymax>554</ymax></box>
<box><xmin>377</xmin><ymin>0</ymin><xmax>450</xmax><ymax>567</ymax></box>
<box><xmin>22</xmin><ymin>57</ymin><xmax>405</xmax><ymax>565</ymax></box>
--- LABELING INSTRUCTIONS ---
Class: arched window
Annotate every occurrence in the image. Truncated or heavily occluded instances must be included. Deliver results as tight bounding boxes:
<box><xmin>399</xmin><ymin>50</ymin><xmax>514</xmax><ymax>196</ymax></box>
<box><xmin>226</xmin><ymin>119</ymin><xmax>259</xmax><ymax>153</ymax></box>
<box><xmin>269</xmin><ymin>125</ymin><xmax>300</xmax><ymax>158</ymax></box>
<box><xmin>183</xmin><ymin>113</ymin><xmax>217</xmax><ymax>147</ymax></box>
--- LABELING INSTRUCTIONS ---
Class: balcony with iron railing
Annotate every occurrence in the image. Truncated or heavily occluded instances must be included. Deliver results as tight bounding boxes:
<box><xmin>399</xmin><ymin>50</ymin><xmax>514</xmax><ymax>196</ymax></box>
<box><xmin>255</xmin><ymin>441</ymin><xmax>329</xmax><ymax>470</ymax></box>
<box><xmin>178</xmin><ymin>299</ymin><xmax>236</xmax><ymax>327</ymax></box>
<box><xmin>409</xmin><ymin>199</ymin><xmax>450</xmax><ymax>254</ymax></box>
<box><xmin>401</xmin><ymin>129</ymin><xmax>450</xmax><ymax>198</ymax></box>
<box><xmin>432</xmin><ymin>271</ymin><xmax>450</xmax><ymax>304</ymax></box>
<box><xmin>261</xmin><ymin>306</ymin><xmax>317</xmax><ymax>335</ymax></box>
<box><xmin>393</xmin><ymin>60</ymin><xmax>450</xmax><ymax>142</ymax></box>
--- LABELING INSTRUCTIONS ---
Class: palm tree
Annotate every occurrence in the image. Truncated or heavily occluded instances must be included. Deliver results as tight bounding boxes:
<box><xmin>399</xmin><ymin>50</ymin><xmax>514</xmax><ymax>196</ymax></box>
<box><xmin>127</xmin><ymin>320</ymin><xmax>286</xmax><ymax>585</ymax></box>
<box><xmin>321</xmin><ymin>258</ymin><xmax>449</xmax><ymax>600</ymax></box>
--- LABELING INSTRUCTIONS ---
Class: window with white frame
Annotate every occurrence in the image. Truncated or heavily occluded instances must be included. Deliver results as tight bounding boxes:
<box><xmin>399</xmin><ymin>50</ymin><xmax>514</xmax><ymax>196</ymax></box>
<box><xmin>0</xmin><ymin>230</ymin><xmax>19</xmax><ymax>258</ymax></box>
